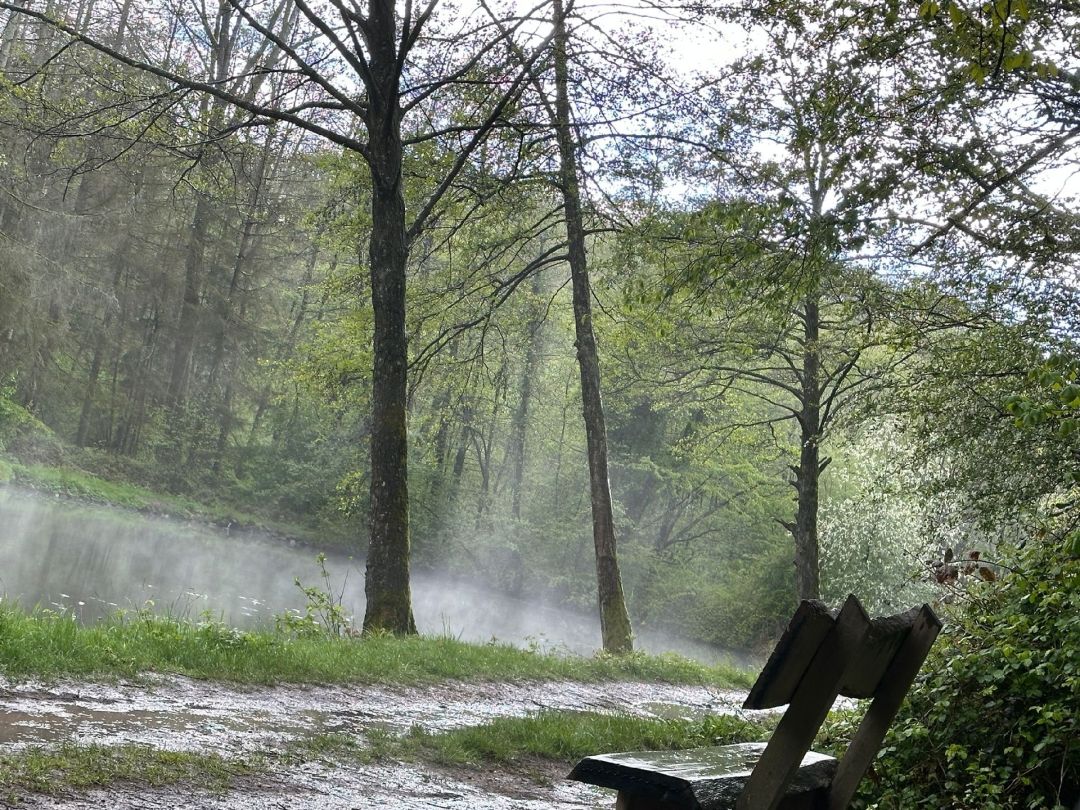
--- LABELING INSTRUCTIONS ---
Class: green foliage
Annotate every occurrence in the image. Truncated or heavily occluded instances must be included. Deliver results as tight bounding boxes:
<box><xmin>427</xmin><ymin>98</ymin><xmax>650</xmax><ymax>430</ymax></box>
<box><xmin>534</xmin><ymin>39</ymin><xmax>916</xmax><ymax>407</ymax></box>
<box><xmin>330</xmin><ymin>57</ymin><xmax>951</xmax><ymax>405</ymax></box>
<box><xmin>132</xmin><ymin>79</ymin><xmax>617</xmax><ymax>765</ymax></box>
<box><xmin>7</xmin><ymin>460</ymin><xmax>187</xmax><ymax>510</ymax></box>
<box><xmin>688</xmin><ymin>547</ymin><xmax>796</xmax><ymax>652</ymax></box>
<box><xmin>859</xmin><ymin>541</ymin><xmax>1079</xmax><ymax>809</ymax></box>
<box><xmin>1003</xmin><ymin>353</ymin><xmax>1080</xmax><ymax>555</ymax></box>
<box><xmin>819</xmin><ymin>427</ymin><xmax>938</xmax><ymax>614</ymax></box>
<box><xmin>275</xmin><ymin>553</ymin><xmax>355</xmax><ymax>638</ymax></box>
<box><xmin>1004</xmin><ymin>353</ymin><xmax>1080</xmax><ymax>438</ymax></box>
<box><xmin>0</xmin><ymin>603</ymin><xmax>750</xmax><ymax>687</ymax></box>
<box><xmin>899</xmin><ymin>323</ymin><xmax>1072</xmax><ymax>544</ymax></box>
<box><xmin>0</xmin><ymin>398</ymin><xmax>61</xmax><ymax>461</ymax></box>
<box><xmin>917</xmin><ymin>0</ymin><xmax>1050</xmax><ymax>84</ymax></box>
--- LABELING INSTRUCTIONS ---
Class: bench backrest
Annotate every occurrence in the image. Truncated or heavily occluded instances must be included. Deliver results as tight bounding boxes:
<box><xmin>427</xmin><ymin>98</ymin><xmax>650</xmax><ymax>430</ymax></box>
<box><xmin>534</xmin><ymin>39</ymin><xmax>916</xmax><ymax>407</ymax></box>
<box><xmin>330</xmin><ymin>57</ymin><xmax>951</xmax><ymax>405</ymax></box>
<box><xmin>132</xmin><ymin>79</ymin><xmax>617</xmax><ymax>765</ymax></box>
<box><xmin>737</xmin><ymin>594</ymin><xmax>941</xmax><ymax>810</ymax></box>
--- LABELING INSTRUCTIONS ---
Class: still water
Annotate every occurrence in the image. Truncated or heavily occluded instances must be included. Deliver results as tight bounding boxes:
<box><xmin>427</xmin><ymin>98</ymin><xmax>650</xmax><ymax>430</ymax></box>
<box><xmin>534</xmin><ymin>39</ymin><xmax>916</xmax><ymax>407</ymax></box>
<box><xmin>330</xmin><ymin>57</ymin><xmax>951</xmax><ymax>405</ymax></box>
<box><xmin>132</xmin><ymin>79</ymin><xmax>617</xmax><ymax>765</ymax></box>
<box><xmin>0</xmin><ymin>485</ymin><xmax>740</xmax><ymax>664</ymax></box>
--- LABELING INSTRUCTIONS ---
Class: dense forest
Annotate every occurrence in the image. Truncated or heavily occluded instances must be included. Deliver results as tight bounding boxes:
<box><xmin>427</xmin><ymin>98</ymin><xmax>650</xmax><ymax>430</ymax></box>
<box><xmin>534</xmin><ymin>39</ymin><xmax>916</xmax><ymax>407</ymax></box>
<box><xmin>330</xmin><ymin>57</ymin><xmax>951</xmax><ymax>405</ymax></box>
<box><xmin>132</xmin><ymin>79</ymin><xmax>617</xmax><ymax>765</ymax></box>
<box><xmin>0</xmin><ymin>0</ymin><xmax>1077</xmax><ymax>661</ymax></box>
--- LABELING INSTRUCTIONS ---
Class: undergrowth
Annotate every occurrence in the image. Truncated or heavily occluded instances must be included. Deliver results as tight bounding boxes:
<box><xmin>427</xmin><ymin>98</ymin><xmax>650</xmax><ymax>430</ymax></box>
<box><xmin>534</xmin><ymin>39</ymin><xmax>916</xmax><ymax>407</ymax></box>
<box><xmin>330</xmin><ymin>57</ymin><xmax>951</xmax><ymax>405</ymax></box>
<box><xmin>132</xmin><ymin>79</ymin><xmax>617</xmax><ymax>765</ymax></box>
<box><xmin>834</xmin><ymin>540</ymin><xmax>1079</xmax><ymax>809</ymax></box>
<box><xmin>1</xmin><ymin>460</ymin><xmax>328</xmax><ymax>544</ymax></box>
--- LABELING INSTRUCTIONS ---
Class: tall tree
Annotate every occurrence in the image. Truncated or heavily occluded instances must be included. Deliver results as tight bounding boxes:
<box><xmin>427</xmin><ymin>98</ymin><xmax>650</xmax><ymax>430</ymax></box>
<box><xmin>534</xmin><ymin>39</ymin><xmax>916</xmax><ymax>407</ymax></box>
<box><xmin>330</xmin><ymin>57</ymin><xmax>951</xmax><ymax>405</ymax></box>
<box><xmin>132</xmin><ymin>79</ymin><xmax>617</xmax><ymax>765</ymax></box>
<box><xmin>621</xmin><ymin>1</ymin><xmax>958</xmax><ymax>601</ymax></box>
<box><xmin>548</xmin><ymin>0</ymin><xmax>632</xmax><ymax>652</ymax></box>
<box><xmin>0</xmin><ymin>0</ymin><xmax>556</xmax><ymax>633</ymax></box>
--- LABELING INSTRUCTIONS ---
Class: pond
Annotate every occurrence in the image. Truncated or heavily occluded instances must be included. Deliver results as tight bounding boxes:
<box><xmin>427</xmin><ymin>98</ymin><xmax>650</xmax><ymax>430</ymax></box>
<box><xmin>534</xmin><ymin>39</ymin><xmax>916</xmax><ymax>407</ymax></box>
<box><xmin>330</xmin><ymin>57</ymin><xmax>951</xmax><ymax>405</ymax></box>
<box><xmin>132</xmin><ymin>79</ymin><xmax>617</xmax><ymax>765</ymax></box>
<box><xmin>0</xmin><ymin>485</ymin><xmax>743</xmax><ymax>664</ymax></box>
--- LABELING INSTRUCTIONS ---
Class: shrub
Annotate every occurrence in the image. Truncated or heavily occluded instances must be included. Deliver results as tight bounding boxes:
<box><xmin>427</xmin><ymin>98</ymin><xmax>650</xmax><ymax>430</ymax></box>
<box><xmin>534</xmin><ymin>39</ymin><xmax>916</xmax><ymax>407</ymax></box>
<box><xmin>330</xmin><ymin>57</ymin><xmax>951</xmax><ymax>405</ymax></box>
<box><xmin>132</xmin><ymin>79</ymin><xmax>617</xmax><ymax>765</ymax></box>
<box><xmin>0</xmin><ymin>398</ymin><xmax>62</xmax><ymax>461</ymax></box>
<box><xmin>859</xmin><ymin>540</ymin><xmax>1079</xmax><ymax>809</ymax></box>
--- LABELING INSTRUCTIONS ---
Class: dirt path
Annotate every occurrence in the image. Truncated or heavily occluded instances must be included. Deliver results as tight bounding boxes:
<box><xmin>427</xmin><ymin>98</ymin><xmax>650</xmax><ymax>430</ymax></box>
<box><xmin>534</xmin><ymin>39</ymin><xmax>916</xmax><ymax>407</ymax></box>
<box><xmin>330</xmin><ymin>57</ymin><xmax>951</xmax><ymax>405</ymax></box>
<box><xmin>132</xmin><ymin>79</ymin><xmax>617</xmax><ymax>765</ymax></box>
<box><xmin>0</xmin><ymin>676</ymin><xmax>748</xmax><ymax>808</ymax></box>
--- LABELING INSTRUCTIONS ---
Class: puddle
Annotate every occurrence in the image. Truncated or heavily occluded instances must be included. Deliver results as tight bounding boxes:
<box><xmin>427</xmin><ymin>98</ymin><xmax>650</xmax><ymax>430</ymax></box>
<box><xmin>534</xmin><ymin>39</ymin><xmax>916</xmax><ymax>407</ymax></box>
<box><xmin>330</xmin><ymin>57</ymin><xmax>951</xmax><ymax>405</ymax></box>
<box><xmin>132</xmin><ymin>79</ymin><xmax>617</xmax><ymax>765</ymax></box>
<box><xmin>0</xmin><ymin>675</ymin><xmax>749</xmax><ymax>808</ymax></box>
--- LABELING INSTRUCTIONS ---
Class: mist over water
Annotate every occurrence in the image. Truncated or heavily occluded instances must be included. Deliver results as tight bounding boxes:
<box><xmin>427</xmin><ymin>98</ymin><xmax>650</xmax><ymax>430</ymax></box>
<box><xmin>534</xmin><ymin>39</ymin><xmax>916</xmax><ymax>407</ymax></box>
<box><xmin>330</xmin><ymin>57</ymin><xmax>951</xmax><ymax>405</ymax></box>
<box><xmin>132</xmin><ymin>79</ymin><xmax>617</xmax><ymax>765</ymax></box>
<box><xmin>0</xmin><ymin>486</ymin><xmax>742</xmax><ymax>665</ymax></box>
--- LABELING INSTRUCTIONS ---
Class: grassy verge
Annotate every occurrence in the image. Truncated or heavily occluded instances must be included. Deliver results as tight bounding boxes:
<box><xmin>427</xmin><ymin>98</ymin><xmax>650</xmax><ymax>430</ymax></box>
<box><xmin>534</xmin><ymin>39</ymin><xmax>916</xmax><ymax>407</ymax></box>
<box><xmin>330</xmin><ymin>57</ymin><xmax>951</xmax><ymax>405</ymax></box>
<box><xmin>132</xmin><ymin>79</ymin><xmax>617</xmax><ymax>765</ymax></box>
<box><xmin>0</xmin><ymin>743</ymin><xmax>258</xmax><ymax>798</ymax></box>
<box><xmin>290</xmin><ymin>711</ymin><xmax>769</xmax><ymax>768</ymax></box>
<box><xmin>0</xmin><ymin>605</ymin><xmax>753</xmax><ymax>687</ymax></box>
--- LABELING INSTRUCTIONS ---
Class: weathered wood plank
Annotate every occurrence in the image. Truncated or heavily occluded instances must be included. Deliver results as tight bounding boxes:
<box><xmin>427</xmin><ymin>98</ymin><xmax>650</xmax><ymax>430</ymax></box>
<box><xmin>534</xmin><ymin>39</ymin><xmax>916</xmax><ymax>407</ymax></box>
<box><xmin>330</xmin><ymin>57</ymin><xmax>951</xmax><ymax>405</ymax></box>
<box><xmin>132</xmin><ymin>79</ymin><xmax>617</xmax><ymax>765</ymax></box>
<box><xmin>571</xmin><ymin>743</ymin><xmax>837</xmax><ymax>810</ymax></box>
<box><xmin>744</xmin><ymin>600</ymin><xmax>837</xmax><ymax>711</ymax></box>
<box><xmin>736</xmin><ymin>595</ymin><xmax>869</xmax><ymax>810</ymax></box>
<box><xmin>827</xmin><ymin>605</ymin><xmax>942</xmax><ymax>810</ymax></box>
<box><xmin>838</xmin><ymin>606</ymin><xmax>921</xmax><ymax>699</ymax></box>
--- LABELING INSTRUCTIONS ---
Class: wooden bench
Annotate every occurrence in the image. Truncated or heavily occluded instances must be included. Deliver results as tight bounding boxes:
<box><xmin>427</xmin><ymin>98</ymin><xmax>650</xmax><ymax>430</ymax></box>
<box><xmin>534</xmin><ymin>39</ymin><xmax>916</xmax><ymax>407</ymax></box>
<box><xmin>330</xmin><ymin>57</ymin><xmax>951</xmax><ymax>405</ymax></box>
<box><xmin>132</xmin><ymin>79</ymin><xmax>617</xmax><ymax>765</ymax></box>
<box><xmin>569</xmin><ymin>594</ymin><xmax>941</xmax><ymax>810</ymax></box>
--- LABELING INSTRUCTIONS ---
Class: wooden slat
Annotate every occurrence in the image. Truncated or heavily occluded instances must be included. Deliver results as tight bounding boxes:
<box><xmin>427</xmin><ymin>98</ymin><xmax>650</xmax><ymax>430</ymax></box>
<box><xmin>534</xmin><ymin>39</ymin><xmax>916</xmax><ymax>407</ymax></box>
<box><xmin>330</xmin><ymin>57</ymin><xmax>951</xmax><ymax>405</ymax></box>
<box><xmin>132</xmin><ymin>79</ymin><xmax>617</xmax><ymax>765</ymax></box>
<box><xmin>826</xmin><ymin>605</ymin><xmax>942</xmax><ymax>810</ymax></box>
<box><xmin>736</xmin><ymin>595</ymin><xmax>870</xmax><ymax>810</ymax></box>
<box><xmin>744</xmin><ymin>601</ymin><xmax>837</xmax><ymax>710</ymax></box>
<box><xmin>838</xmin><ymin>606</ymin><xmax>920</xmax><ymax>699</ymax></box>
<box><xmin>570</xmin><ymin>743</ymin><xmax>836</xmax><ymax>810</ymax></box>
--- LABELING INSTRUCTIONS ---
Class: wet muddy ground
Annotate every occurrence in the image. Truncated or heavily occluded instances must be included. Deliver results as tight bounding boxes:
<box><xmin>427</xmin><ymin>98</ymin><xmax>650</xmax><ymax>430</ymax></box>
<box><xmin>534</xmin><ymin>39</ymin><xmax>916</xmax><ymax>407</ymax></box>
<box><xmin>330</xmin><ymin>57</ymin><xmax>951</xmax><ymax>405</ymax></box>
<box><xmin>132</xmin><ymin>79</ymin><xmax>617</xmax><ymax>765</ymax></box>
<box><xmin>0</xmin><ymin>676</ymin><xmax>748</xmax><ymax>808</ymax></box>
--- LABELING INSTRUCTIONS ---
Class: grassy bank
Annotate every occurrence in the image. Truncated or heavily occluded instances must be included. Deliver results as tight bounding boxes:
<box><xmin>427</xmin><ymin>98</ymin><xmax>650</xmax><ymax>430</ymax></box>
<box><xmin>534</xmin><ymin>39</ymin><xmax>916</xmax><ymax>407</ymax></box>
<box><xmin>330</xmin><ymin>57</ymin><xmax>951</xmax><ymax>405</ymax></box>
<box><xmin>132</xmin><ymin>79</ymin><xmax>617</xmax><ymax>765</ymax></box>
<box><xmin>0</xmin><ymin>743</ymin><xmax>257</xmax><ymax>799</ymax></box>
<box><xmin>0</xmin><ymin>459</ymin><xmax>338</xmax><ymax>547</ymax></box>
<box><xmin>0</xmin><ymin>605</ymin><xmax>753</xmax><ymax>687</ymax></box>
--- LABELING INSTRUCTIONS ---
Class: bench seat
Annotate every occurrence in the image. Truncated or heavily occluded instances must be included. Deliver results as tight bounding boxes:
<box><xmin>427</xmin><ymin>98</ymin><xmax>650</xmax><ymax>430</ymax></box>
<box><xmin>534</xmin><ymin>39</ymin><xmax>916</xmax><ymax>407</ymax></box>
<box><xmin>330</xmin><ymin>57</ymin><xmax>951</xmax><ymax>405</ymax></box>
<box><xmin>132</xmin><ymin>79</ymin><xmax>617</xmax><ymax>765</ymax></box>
<box><xmin>570</xmin><ymin>742</ymin><xmax>837</xmax><ymax>809</ymax></box>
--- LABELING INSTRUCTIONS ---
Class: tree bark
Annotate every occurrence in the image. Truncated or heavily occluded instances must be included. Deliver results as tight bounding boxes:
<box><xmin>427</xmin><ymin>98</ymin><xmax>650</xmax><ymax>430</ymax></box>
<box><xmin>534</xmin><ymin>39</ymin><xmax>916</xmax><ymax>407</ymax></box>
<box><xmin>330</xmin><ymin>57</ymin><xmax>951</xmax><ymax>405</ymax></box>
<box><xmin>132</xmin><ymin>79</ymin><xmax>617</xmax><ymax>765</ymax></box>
<box><xmin>792</xmin><ymin>292</ymin><xmax>822</xmax><ymax>601</ymax></box>
<box><xmin>166</xmin><ymin>191</ymin><xmax>211</xmax><ymax>410</ymax></box>
<box><xmin>552</xmin><ymin>0</ymin><xmax>633</xmax><ymax>654</ymax></box>
<box><xmin>505</xmin><ymin>271</ymin><xmax>544</xmax><ymax>519</ymax></box>
<box><xmin>76</xmin><ymin>262</ymin><xmax>125</xmax><ymax>447</ymax></box>
<box><xmin>362</xmin><ymin>0</ymin><xmax>415</xmax><ymax>635</ymax></box>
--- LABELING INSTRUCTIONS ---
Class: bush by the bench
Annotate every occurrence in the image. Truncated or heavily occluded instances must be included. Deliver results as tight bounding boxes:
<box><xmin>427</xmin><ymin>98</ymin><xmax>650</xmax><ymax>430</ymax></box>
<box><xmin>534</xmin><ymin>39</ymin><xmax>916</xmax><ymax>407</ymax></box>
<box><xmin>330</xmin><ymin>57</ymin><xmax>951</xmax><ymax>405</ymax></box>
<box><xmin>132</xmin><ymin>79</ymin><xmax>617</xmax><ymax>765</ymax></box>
<box><xmin>858</xmin><ymin>541</ymin><xmax>1079</xmax><ymax>809</ymax></box>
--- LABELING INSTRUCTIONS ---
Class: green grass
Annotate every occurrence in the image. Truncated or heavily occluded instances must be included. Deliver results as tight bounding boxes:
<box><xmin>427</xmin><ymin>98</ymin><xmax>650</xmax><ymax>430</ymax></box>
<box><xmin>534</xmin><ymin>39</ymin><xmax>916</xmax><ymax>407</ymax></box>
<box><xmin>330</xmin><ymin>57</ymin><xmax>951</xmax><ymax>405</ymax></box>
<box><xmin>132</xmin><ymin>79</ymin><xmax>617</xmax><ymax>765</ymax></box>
<box><xmin>0</xmin><ymin>742</ymin><xmax>257</xmax><ymax>797</ymax></box>
<box><xmin>291</xmin><ymin>711</ymin><xmax>769</xmax><ymax>767</ymax></box>
<box><xmin>0</xmin><ymin>605</ymin><xmax>754</xmax><ymax>687</ymax></box>
<box><xmin>7</xmin><ymin>459</ymin><xmax>202</xmax><ymax>513</ymax></box>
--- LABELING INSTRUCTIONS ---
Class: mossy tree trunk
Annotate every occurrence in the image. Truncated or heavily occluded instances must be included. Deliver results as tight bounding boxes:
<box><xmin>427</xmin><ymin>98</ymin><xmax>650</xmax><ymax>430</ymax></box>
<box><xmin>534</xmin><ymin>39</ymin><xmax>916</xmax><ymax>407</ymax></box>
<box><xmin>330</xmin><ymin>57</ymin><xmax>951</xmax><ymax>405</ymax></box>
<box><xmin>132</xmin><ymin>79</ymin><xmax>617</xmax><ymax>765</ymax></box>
<box><xmin>551</xmin><ymin>0</ymin><xmax>633</xmax><ymax>654</ymax></box>
<box><xmin>362</xmin><ymin>0</ymin><xmax>415</xmax><ymax>635</ymax></box>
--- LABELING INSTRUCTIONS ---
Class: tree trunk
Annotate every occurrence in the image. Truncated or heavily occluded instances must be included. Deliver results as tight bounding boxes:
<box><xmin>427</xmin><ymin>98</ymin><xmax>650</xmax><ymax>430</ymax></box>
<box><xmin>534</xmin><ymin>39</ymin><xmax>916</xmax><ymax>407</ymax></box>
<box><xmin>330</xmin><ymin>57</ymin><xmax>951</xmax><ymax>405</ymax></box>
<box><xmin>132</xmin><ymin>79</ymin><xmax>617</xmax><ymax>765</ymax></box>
<box><xmin>76</xmin><ymin>262</ymin><xmax>125</xmax><ymax>446</ymax></box>
<box><xmin>362</xmin><ymin>0</ymin><xmax>415</xmax><ymax>635</ymax></box>
<box><xmin>166</xmin><ymin>191</ymin><xmax>211</xmax><ymax>410</ymax></box>
<box><xmin>474</xmin><ymin>362</ymin><xmax>505</xmax><ymax>529</ymax></box>
<box><xmin>0</xmin><ymin>0</ymin><xmax>27</xmax><ymax>72</ymax></box>
<box><xmin>248</xmin><ymin>245</ymin><xmax>325</xmax><ymax>444</ymax></box>
<box><xmin>166</xmin><ymin>8</ymin><xmax>232</xmax><ymax>413</ymax></box>
<box><xmin>552</xmin><ymin>0</ymin><xmax>633</xmax><ymax>654</ymax></box>
<box><xmin>505</xmin><ymin>272</ymin><xmax>544</xmax><ymax>519</ymax></box>
<box><xmin>792</xmin><ymin>292</ymin><xmax>822</xmax><ymax>601</ymax></box>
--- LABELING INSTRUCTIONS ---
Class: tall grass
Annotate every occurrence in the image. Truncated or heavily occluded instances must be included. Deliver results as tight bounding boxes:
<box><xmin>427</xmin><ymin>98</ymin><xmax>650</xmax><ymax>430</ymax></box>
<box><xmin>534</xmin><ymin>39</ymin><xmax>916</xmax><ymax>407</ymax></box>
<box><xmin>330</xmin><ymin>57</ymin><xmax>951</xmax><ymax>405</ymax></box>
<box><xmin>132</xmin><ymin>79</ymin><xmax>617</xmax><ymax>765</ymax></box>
<box><xmin>0</xmin><ymin>605</ymin><xmax>753</xmax><ymax>687</ymax></box>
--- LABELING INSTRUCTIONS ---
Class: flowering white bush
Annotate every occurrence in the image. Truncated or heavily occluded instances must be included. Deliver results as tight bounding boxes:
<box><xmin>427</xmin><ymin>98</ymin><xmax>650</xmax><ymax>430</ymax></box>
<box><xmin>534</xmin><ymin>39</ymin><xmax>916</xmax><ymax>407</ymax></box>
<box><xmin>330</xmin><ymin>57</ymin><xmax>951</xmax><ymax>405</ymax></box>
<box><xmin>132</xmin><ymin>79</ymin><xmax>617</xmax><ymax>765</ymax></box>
<box><xmin>819</xmin><ymin>426</ymin><xmax>940</xmax><ymax>614</ymax></box>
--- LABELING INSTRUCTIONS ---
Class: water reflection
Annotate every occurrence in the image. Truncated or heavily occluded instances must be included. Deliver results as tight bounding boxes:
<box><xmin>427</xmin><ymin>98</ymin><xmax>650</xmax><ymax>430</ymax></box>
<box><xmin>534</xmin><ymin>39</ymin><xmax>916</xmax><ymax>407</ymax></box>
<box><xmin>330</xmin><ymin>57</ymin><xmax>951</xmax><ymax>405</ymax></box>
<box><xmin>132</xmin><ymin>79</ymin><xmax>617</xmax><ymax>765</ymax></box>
<box><xmin>0</xmin><ymin>486</ymin><xmax>742</xmax><ymax>665</ymax></box>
